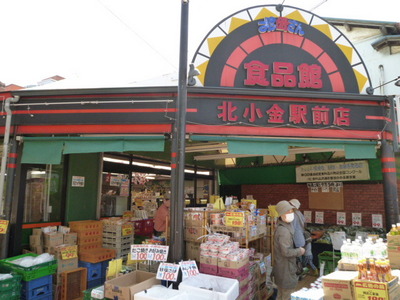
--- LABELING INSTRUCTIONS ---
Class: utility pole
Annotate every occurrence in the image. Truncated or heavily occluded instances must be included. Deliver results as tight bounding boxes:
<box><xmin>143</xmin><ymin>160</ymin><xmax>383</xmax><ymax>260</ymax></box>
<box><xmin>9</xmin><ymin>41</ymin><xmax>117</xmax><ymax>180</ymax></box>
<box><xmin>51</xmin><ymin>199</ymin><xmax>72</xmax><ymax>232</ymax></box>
<box><xmin>170</xmin><ymin>0</ymin><xmax>189</xmax><ymax>263</ymax></box>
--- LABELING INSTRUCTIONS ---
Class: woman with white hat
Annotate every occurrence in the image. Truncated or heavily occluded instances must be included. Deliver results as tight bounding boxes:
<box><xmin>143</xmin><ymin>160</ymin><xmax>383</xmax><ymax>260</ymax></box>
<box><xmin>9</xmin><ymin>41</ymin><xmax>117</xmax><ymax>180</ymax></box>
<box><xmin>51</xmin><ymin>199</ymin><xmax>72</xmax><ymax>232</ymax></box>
<box><xmin>272</xmin><ymin>200</ymin><xmax>305</xmax><ymax>300</ymax></box>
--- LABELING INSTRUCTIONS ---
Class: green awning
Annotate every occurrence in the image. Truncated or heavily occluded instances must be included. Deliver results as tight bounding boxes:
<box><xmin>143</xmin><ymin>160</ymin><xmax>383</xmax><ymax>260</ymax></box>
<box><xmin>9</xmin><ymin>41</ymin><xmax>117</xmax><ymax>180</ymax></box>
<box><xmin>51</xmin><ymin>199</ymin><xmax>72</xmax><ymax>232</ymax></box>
<box><xmin>21</xmin><ymin>136</ymin><xmax>165</xmax><ymax>165</ymax></box>
<box><xmin>21</xmin><ymin>140</ymin><xmax>64</xmax><ymax>164</ymax></box>
<box><xmin>190</xmin><ymin>135</ymin><xmax>377</xmax><ymax>159</ymax></box>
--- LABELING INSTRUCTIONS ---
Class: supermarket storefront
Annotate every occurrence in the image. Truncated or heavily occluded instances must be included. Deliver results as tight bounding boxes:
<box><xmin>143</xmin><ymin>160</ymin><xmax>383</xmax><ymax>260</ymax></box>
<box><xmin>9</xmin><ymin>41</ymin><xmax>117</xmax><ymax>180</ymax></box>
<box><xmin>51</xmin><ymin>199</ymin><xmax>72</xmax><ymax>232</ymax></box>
<box><xmin>0</xmin><ymin>4</ymin><xmax>398</xmax><ymax>258</ymax></box>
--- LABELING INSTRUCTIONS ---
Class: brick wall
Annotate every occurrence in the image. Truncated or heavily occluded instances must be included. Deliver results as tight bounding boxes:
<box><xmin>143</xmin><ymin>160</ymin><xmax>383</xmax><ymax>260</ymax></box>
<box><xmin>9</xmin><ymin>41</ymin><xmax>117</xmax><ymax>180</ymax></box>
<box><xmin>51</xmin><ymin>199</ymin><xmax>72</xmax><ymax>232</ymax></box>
<box><xmin>241</xmin><ymin>183</ymin><xmax>386</xmax><ymax>228</ymax></box>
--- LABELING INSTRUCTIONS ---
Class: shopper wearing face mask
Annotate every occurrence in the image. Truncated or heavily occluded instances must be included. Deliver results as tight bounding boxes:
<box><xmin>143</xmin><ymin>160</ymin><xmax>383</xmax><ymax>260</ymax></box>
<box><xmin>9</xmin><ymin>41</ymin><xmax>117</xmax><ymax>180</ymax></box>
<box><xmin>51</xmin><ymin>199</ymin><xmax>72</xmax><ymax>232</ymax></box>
<box><xmin>272</xmin><ymin>200</ymin><xmax>306</xmax><ymax>300</ymax></box>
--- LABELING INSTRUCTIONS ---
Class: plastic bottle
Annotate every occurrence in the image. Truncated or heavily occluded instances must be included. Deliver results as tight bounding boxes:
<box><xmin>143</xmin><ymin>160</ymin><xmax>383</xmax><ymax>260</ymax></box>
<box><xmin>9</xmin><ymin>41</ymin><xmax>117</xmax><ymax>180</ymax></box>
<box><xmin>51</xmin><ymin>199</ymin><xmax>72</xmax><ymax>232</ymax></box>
<box><xmin>390</xmin><ymin>224</ymin><xmax>398</xmax><ymax>235</ymax></box>
<box><xmin>361</xmin><ymin>238</ymin><xmax>373</xmax><ymax>259</ymax></box>
<box><xmin>373</xmin><ymin>238</ymin><xmax>388</xmax><ymax>259</ymax></box>
<box><xmin>340</xmin><ymin>239</ymin><xmax>351</xmax><ymax>263</ymax></box>
<box><xmin>353</xmin><ymin>240</ymin><xmax>363</xmax><ymax>263</ymax></box>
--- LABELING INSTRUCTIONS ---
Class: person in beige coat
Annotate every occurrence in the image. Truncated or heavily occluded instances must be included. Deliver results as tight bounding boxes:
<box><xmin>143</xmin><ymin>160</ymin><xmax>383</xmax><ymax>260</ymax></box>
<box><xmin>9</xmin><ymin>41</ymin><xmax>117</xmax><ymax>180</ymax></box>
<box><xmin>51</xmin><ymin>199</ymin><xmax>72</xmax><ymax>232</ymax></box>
<box><xmin>273</xmin><ymin>200</ymin><xmax>305</xmax><ymax>300</ymax></box>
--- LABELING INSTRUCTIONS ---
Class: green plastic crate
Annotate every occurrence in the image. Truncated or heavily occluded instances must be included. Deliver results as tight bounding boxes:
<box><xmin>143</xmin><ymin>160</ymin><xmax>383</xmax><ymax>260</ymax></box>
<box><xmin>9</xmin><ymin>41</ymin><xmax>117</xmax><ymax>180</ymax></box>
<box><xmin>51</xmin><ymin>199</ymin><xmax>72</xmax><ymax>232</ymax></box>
<box><xmin>0</xmin><ymin>274</ymin><xmax>21</xmax><ymax>293</ymax></box>
<box><xmin>0</xmin><ymin>287</ymin><xmax>21</xmax><ymax>300</ymax></box>
<box><xmin>318</xmin><ymin>251</ymin><xmax>341</xmax><ymax>275</ymax></box>
<box><xmin>0</xmin><ymin>253</ymin><xmax>57</xmax><ymax>281</ymax></box>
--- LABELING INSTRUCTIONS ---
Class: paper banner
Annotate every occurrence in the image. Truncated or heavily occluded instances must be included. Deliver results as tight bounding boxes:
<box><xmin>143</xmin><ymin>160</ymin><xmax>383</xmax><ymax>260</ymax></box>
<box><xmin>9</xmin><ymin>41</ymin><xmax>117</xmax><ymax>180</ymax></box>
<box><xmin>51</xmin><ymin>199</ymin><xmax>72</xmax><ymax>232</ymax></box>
<box><xmin>352</xmin><ymin>213</ymin><xmax>362</xmax><ymax>227</ymax></box>
<box><xmin>315</xmin><ymin>211</ymin><xmax>324</xmax><ymax>224</ymax></box>
<box><xmin>336</xmin><ymin>212</ymin><xmax>346</xmax><ymax>226</ymax></box>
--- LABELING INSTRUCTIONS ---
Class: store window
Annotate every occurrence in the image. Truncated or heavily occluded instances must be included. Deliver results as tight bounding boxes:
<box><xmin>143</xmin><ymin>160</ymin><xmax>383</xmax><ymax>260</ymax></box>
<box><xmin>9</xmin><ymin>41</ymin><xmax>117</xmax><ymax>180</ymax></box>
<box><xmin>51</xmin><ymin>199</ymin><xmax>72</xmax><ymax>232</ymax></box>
<box><xmin>23</xmin><ymin>165</ymin><xmax>64</xmax><ymax>223</ymax></box>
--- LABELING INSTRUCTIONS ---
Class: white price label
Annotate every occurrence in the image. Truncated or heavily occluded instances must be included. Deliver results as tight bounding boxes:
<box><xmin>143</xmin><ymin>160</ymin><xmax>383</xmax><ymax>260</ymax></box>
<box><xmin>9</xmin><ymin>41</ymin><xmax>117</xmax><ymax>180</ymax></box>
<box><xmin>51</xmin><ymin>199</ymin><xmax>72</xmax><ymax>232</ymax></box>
<box><xmin>131</xmin><ymin>245</ymin><xmax>169</xmax><ymax>261</ymax></box>
<box><xmin>156</xmin><ymin>263</ymin><xmax>179</xmax><ymax>282</ymax></box>
<box><xmin>179</xmin><ymin>260</ymin><xmax>199</xmax><ymax>279</ymax></box>
<box><xmin>337</xmin><ymin>212</ymin><xmax>346</xmax><ymax>225</ymax></box>
<box><xmin>352</xmin><ymin>213</ymin><xmax>362</xmax><ymax>227</ymax></box>
<box><xmin>372</xmin><ymin>214</ymin><xmax>383</xmax><ymax>228</ymax></box>
<box><xmin>315</xmin><ymin>212</ymin><xmax>324</xmax><ymax>224</ymax></box>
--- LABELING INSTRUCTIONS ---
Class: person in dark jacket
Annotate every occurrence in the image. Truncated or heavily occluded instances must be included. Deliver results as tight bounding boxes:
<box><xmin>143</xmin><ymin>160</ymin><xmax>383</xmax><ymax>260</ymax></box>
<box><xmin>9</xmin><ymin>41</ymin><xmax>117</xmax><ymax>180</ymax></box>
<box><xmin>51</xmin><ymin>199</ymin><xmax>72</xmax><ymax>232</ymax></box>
<box><xmin>289</xmin><ymin>199</ymin><xmax>318</xmax><ymax>275</ymax></box>
<box><xmin>273</xmin><ymin>200</ymin><xmax>305</xmax><ymax>300</ymax></box>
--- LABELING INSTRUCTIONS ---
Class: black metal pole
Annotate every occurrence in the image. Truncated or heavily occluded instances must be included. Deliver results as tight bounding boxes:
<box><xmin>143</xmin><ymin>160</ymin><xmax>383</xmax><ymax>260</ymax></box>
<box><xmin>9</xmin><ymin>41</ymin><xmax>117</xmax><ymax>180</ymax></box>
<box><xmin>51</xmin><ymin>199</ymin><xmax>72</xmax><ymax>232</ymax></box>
<box><xmin>170</xmin><ymin>0</ymin><xmax>189</xmax><ymax>263</ymax></box>
<box><xmin>381</xmin><ymin>139</ymin><xmax>400</xmax><ymax>231</ymax></box>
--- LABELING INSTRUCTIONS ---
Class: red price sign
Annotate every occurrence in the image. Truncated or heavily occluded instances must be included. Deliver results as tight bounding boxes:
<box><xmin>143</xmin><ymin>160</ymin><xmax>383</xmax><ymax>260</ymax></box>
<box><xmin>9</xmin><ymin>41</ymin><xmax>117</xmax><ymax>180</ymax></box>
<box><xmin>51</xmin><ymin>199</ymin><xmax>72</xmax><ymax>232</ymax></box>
<box><xmin>225</xmin><ymin>212</ymin><xmax>245</xmax><ymax>227</ymax></box>
<box><xmin>61</xmin><ymin>245</ymin><xmax>78</xmax><ymax>259</ymax></box>
<box><xmin>156</xmin><ymin>263</ymin><xmax>179</xmax><ymax>282</ymax></box>
<box><xmin>0</xmin><ymin>220</ymin><xmax>9</xmax><ymax>234</ymax></box>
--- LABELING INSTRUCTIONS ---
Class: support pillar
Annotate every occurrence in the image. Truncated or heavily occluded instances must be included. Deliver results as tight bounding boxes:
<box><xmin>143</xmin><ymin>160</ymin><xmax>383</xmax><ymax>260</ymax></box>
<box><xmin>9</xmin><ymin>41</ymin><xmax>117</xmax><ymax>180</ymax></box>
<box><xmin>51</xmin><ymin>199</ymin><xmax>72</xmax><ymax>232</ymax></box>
<box><xmin>381</xmin><ymin>139</ymin><xmax>400</xmax><ymax>231</ymax></box>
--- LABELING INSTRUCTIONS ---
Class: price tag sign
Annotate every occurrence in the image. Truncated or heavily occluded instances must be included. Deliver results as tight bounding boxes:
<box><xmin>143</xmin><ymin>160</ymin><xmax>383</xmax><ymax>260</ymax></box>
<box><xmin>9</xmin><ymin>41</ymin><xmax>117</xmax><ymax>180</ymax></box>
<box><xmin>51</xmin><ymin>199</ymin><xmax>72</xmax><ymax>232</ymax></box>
<box><xmin>147</xmin><ymin>245</ymin><xmax>169</xmax><ymax>261</ymax></box>
<box><xmin>179</xmin><ymin>260</ymin><xmax>199</xmax><ymax>279</ymax></box>
<box><xmin>225</xmin><ymin>212</ymin><xmax>245</xmax><ymax>227</ymax></box>
<box><xmin>123</xmin><ymin>211</ymin><xmax>134</xmax><ymax>219</ymax></box>
<box><xmin>315</xmin><ymin>212</ymin><xmax>324</xmax><ymax>224</ymax></box>
<box><xmin>304</xmin><ymin>211</ymin><xmax>312</xmax><ymax>224</ymax></box>
<box><xmin>131</xmin><ymin>245</ymin><xmax>169</xmax><ymax>261</ymax></box>
<box><xmin>61</xmin><ymin>245</ymin><xmax>78</xmax><ymax>259</ymax></box>
<box><xmin>156</xmin><ymin>263</ymin><xmax>179</xmax><ymax>282</ymax></box>
<box><xmin>122</xmin><ymin>224</ymin><xmax>133</xmax><ymax>236</ymax></box>
<box><xmin>372</xmin><ymin>214</ymin><xmax>383</xmax><ymax>228</ymax></box>
<box><xmin>337</xmin><ymin>212</ymin><xmax>346</xmax><ymax>225</ymax></box>
<box><xmin>131</xmin><ymin>244</ymin><xmax>149</xmax><ymax>260</ymax></box>
<box><xmin>352</xmin><ymin>213</ymin><xmax>362</xmax><ymax>227</ymax></box>
<box><xmin>0</xmin><ymin>220</ymin><xmax>9</xmax><ymax>234</ymax></box>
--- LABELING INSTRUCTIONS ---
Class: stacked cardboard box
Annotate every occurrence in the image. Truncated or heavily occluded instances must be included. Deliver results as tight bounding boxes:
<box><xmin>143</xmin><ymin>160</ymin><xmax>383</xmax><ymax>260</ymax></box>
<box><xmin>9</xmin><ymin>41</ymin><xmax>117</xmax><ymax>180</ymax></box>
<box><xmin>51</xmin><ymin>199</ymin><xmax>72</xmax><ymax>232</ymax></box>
<box><xmin>184</xmin><ymin>209</ymin><xmax>208</xmax><ymax>262</ymax></box>
<box><xmin>387</xmin><ymin>234</ymin><xmax>400</xmax><ymax>269</ymax></box>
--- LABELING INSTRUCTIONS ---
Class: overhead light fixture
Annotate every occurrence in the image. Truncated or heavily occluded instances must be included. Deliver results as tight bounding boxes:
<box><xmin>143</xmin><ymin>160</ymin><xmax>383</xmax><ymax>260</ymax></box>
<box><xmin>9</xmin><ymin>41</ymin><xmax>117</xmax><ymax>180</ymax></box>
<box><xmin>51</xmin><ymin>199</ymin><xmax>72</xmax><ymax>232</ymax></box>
<box><xmin>366</xmin><ymin>76</ymin><xmax>400</xmax><ymax>95</ymax></box>
<box><xmin>193</xmin><ymin>147</ymin><xmax>343</xmax><ymax>161</ymax></box>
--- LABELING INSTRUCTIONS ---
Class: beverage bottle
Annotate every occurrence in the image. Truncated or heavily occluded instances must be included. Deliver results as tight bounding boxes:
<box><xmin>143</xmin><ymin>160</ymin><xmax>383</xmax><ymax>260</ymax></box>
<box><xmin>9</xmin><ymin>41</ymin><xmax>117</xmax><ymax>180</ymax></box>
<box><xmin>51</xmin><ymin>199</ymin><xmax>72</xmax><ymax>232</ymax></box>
<box><xmin>369</xmin><ymin>259</ymin><xmax>378</xmax><ymax>281</ymax></box>
<box><xmin>361</xmin><ymin>238</ymin><xmax>373</xmax><ymax>259</ymax></box>
<box><xmin>390</xmin><ymin>224</ymin><xmax>398</xmax><ymax>235</ymax></box>
<box><xmin>353</xmin><ymin>240</ymin><xmax>362</xmax><ymax>264</ymax></box>
<box><xmin>340</xmin><ymin>239</ymin><xmax>350</xmax><ymax>263</ymax></box>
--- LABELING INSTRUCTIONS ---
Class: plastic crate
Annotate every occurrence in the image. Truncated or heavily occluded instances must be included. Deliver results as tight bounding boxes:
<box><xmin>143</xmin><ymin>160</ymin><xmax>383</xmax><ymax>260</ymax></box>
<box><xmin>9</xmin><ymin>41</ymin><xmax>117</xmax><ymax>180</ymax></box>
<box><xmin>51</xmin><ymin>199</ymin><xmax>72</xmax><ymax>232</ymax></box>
<box><xmin>78</xmin><ymin>261</ymin><xmax>102</xmax><ymax>281</ymax></box>
<box><xmin>78</xmin><ymin>236</ymin><xmax>103</xmax><ymax>246</ymax></box>
<box><xmin>0</xmin><ymin>288</ymin><xmax>20</xmax><ymax>300</ymax></box>
<box><xmin>103</xmin><ymin>223</ymin><xmax>134</xmax><ymax>237</ymax></box>
<box><xmin>22</xmin><ymin>275</ymin><xmax>52</xmax><ymax>299</ymax></box>
<box><xmin>0</xmin><ymin>274</ymin><xmax>22</xmax><ymax>293</ymax></box>
<box><xmin>69</xmin><ymin>220</ymin><xmax>103</xmax><ymax>232</ymax></box>
<box><xmin>79</xmin><ymin>248</ymin><xmax>116</xmax><ymax>263</ymax></box>
<box><xmin>318</xmin><ymin>251</ymin><xmax>341</xmax><ymax>275</ymax></box>
<box><xmin>102</xmin><ymin>234</ymin><xmax>134</xmax><ymax>246</ymax></box>
<box><xmin>0</xmin><ymin>253</ymin><xmax>57</xmax><ymax>281</ymax></box>
<box><xmin>87</xmin><ymin>277</ymin><xmax>104</xmax><ymax>289</ymax></box>
<box><xmin>134</xmin><ymin>219</ymin><xmax>154</xmax><ymax>236</ymax></box>
<box><xmin>79</xmin><ymin>243</ymin><xmax>102</xmax><ymax>252</ymax></box>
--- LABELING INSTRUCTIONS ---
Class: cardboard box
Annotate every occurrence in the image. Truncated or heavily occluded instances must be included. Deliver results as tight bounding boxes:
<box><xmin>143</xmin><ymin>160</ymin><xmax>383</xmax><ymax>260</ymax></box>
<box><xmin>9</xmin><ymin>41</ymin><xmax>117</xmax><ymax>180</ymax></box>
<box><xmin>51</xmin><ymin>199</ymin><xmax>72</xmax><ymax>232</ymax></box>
<box><xmin>43</xmin><ymin>232</ymin><xmax>64</xmax><ymax>247</ymax></box>
<box><xmin>64</xmin><ymin>232</ymin><xmax>77</xmax><ymax>245</ymax></box>
<box><xmin>32</xmin><ymin>228</ymin><xmax>43</xmax><ymax>235</ymax></box>
<box><xmin>185</xmin><ymin>241</ymin><xmax>200</xmax><ymax>262</ymax></box>
<box><xmin>200</xmin><ymin>254</ymin><xmax>218</xmax><ymax>266</ymax></box>
<box><xmin>57</xmin><ymin>257</ymin><xmax>79</xmax><ymax>274</ymax></box>
<box><xmin>184</xmin><ymin>226</ymin><xmax>205</xmax><ymax>242</ymax></box>
<box><xmin>322</xmin><ymin>271</ymin><xmax>358</xmax><ymax>300</ymax></box>
<box><xmin>218</xmin><ymin>257</ymin><xmax>249</xmax><ymax>269</ymax></box>
<box><xmin>337</xmin><ymin>259</ymin><xmax>358</xmax><ymax>271</ymax></box>
<box><xmin>199</xmin><ymin>263</ymin><xmax>218</xmax><ymax>275</ymax></box>
<box><xmin>54</xmin><ymin>244</ymin><xmax>78</xmax><ymax>260</ymax></box>
<box><xmin>353</xmin><ymin>276</ymin><xmax>399</xmax><ymax>300</ymax></box>
<box><xmin>104</xmin><ymin>270</ymin><xmax>160</xmax><ymax>300</ymax></box>
<box><xmin>387</xmin><ymin>234</ymin><xmax>400</xmax><ymax>247</ymax></box>
<box><xmin>29</xmin><ymin>234</ymin><xmax>42</xmax><ymax>246</ymax></box>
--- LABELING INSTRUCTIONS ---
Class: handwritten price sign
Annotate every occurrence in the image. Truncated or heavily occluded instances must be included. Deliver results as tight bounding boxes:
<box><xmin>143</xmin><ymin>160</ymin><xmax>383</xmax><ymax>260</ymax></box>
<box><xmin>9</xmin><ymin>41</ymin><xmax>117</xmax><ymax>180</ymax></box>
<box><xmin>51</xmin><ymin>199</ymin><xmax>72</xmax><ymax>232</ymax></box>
<box><xmin>0</xmin><ymin>220</ymin><xmax>9</xmax><ymax>234</ymax></box>
<box><xmin>315</xmin><ymin>212</ymin><xmax>324</xmax><ymax>224</ymax></box>
<box><xmin>122</xmin><ymin>224</ymin><xmax>133</xmax><ymax>236</ymax></box>
<box><xmin>225</xmin><ymin>212</ymin><xmax>245</xmax><ymax>227</ymax></box>
<box><xmin>352</xmin><ymin>213</ymin><xmax>362</xmax><ymax>227</ymax></box>
<box><xmin>336</xmin><ymin>212</ymin><xmax>346</xmax><ymax>226</ymax></box>
<box><xmin>131</xmin><ymin>245</ymin><xmax>169</xmax><ymax>261</ymax></box>
<box><xmin>61</xmin><ymin>245</ymin><xmax>78</xmax><ymax>259</ymax></box>
<box><xmin>157</xmin><ymin>263</ymin><xmax>179</xmax><ymax>281</ymax></box>
<box><xmin>179</xmin><ymin>260</ymin><xmax>199</xmax><ymax>279</ymax></box>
